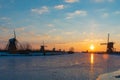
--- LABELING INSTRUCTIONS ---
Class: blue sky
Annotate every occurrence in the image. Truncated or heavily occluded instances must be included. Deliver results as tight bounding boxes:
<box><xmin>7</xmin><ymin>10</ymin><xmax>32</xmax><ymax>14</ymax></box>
<box><xmin>0</xmin><ymin>0</ymin><xmax>120</xmax><ymax>51</ymax></box>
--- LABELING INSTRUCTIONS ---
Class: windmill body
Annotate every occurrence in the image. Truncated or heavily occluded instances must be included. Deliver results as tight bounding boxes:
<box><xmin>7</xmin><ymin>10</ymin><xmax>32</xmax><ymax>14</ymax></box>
<box><xmin>8</xmin><ymin>38</ymin><xmax>17</xmax><ymax>51</ymax></box>
<box><xmin>6</xmin><ymin>30</ymin><xmax>18</xmax><ymax>53</ymax></box>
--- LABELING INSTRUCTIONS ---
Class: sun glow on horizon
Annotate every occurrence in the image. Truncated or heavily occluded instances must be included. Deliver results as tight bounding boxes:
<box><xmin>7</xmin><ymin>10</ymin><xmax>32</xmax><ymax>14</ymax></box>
<box><xmin>90</xmin><ymin>44</ymin><xmax>95</xmax><ymax>51</ymax></box>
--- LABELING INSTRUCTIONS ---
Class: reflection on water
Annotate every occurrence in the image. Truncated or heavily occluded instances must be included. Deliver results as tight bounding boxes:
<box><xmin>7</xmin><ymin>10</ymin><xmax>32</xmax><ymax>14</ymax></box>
<box><xmin>102</xmin><ymin>54</ymin><xmax>109</xmax><ymax>60</ymax></box>
<box><xmin>90</xmin><ymin>53</ymin><xmax>94</xmax><ymax>80</ymax></box>
<box><xmin>90</xmin><ymin>53</ymin><xmax>94</xmax><ymax>64</ymax></box>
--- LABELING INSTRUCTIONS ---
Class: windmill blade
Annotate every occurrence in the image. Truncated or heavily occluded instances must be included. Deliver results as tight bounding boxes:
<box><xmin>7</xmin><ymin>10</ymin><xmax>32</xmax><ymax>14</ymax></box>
<box><xmin>107</xmin><ymin>33</ymin><xmax>109</xmax><ymax>43</ymax></box>
<box><xmin>5</xmin><ymin>42</ymin><xmax>9</xmax><ymax>50</ymax></box>
<box><xmin>16</xmin><ymin>40</ymin><xmax>22</xmax><ymax>50</ymax></box>
<box><xmin>100</xmin><ymin>43</ymin><xmax>107</xmax><ymax>45</ymax></box>
<box><xmin>14</xmin><ymin>30</ymin><xmax>16</xmax><ymax>39</ymax></box>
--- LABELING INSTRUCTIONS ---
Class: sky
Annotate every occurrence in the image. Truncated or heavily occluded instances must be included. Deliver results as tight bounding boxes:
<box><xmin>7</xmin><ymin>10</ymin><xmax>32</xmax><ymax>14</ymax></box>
<box><xmin>0</xmin><ymin>0</ymin><xmax>120</xmax><ymax>51</ymax></box>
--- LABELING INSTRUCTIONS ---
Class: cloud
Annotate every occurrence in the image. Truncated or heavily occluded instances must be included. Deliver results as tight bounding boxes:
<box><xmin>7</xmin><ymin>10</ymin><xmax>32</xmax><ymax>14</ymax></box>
<box><xmin>16</xmin><ymin>27</ymin><xmax>25</xmax><ymax>31</ymax></box>
<box><xmin>95</xmin><ymin>9</ymin><xmax>110</xmax><ymax>18</ymax></box>
<box><xmin>31</xmin><ymin>6</ymin><xmax>49</xmax><ymax>14</ymax></box>
<box><xmin>54</xmin><ymin>5</ymin><xmax>65</xmax><ymax>10</ymax></box>
<box><xmin>47</xmin><ymin>24</ymin><xmax>55</xmax><ymax>27</ymax></box>
<box><xmin>0</xmin><ymin>26</ymin><xmax>10</xmax><ymax>32</ymax></box>
<box><xmin>89</xmin><ymin>20</ymin><xmax>100</xmax><ymax>29</ymax></box>
<box><xmin>66</xmin><ymin>10</ymin><xmax>87</xmax><ymax>19</ymax></box>
<box><xmin>93</xmin><ymin>0</ymin><xmax>104</xmax><ymax>2</ymax></box>
<box><xmin>92</xmin><ymin>0</ymin><xmax>114</xmax><ymax>3</ymax></box>
<box><xmin>108</xmin><ymin>0</ymin><xmax>114</xmax><ymax>2</ymax></box>
<box><xmin>95</xmin><ymin>8</ymin><xmax>107</xmax><ymax>12</ymax></box>
<box><xmin>0</xmin><ymin>17</ymin><xmax>12</xmax><ymax>27</ymax></box>
<box><xmin>83</xmin><ymin>38</ymin><xmax>104</xmax><ymax>43</ymax></box>
<box><xmin>10</xmin><ymin>0</ymin><xmax>15</xmax><ymax>4</ymax></box>
<box><xmin>102</xmin><ymin>13</ymin><xmax>109</xmax><ymax>18</ymax></box>
<box><xmin>53</xmin><ymin>36</ymin><xmax>62</xmax><ymax>41</ymax></box>
<box><xmin>114</xmin><ymin>11</ymin><xmax>120</xmax><ymax>15</ymax></box>
<box><xmin>38</xmin><ymin>34</ymin><xmax>52</xmax><ymax>41</ymax></box>
<box><xmin>0</xmin><ymin>17</ymin><xmax>10</xmax><ymax>21</ymax></box>
<box><xmin>48</xmin><ymin>29</ymin><xmax>57</xmax><ymax>33</ymax></box>
<box><xmin>63</xmin><ymin>31</ymin><xmax>76</xmax><ymax>35</ymax></box>
<box><xmin>65</xmin><ymin>0</ymin><xmax>79</xmax><ymax>3</ymax></box>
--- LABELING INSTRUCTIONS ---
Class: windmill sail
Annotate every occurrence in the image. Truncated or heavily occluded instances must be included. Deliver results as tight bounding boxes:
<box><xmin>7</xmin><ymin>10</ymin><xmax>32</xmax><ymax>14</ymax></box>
<box><xmin>14</xmin><ymin>30</ymin><xmax>16</xmax><ymax>39</ymax></box>
<box><xmin>107</xmin><ymin>33</ymin><xmax>109</xmax><ymax>43</ymax></box>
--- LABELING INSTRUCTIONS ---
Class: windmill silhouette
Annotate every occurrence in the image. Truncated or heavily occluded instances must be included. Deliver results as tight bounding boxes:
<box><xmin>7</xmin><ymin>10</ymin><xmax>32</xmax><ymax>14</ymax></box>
<box><xmin>6</xmin><ymin>30</ymin><xmax>19</xmax><ymax>53</ymax></box>
<box><xmin>40</xmin><ymin>41</ymin><xmax>47</xmax><ymax>55</ymax></box>
<box><xmin>100</xmin><ymin>33</ymin><xmax>114</xmax><ymax>53</ymax></box>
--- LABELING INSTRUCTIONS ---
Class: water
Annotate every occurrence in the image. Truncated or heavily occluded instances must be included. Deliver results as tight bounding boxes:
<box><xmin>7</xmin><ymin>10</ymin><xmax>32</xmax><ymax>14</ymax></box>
<box><xmin>0</xmin><ymin>52</ymin><xmax>120</xmax><ymax>80</ymax></box>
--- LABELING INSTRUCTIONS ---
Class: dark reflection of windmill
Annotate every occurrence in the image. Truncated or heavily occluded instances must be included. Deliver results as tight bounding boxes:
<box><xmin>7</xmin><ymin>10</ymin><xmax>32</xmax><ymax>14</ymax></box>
<box><xmin>100</xmin><ymin>33</ymin><xmax>115</xmax><ymax>53</ymax></box>
<box><xmin>6</xmin><ymin>30</ymin><xmax>18</xmax><ymax>53</ymax></box>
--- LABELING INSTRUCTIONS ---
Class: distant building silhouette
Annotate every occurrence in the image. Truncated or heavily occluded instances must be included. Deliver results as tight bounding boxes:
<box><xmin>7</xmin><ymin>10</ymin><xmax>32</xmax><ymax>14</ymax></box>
<box><xmin>52</xmin><ymin>48</ymin><xmax>56</xmax><ymax>51</ymax></box>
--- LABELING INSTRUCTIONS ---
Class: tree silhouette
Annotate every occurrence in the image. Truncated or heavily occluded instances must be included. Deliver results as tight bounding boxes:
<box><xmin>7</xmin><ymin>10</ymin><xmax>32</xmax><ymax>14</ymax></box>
<box><xmin>68</xmin><ymin>47</ymin><xmax>74</xmax><ymax>54</ymax></box>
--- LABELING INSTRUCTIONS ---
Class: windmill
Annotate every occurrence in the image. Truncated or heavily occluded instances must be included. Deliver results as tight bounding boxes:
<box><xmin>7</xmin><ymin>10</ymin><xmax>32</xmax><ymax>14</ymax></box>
<box><xmin>40</xmin><ymin>41</ymin><xmax>47</xmax><ymax>55</ymax></box>
<box><xmin>6</xmin><ymin>30</ymin><xmax>19</xmax><ymax>53</ymax></box>
<box><xmin>100</xmin><ymin>33</ymin><xmax>114</xmax><ymax>53</ymax></box>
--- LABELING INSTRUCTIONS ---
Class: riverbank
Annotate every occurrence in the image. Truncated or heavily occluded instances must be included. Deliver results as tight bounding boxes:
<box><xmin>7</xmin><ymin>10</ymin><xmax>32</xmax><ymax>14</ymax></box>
<box><xmin>97</xmin><ymin>69</ymin><xmax>120</xmax><ymax>80</ymax></box>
